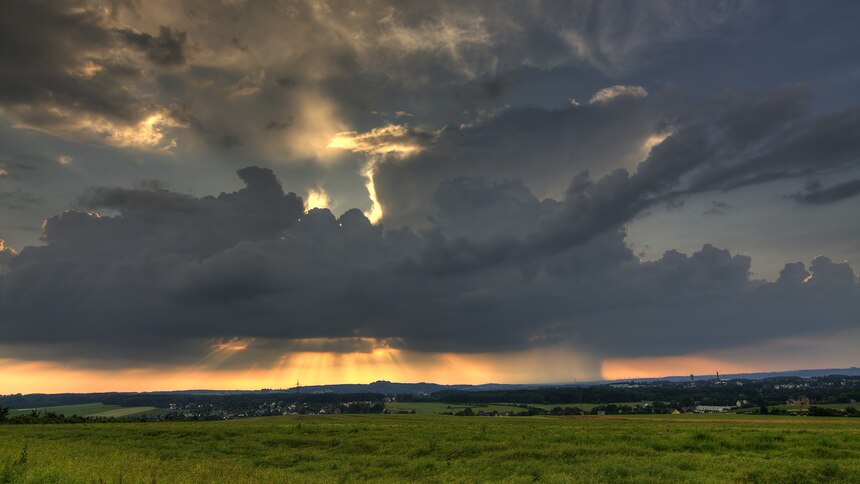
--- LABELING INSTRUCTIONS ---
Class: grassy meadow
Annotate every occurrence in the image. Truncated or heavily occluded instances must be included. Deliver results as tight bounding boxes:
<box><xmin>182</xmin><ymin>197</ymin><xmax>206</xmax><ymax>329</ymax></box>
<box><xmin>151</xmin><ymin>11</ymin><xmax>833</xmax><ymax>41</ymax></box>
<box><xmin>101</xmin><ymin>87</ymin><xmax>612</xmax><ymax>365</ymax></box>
<box><xmin>384</xmin><ymin>402</ymin><xmax>527</xmax><ymax>414</ymax></box>
<box><xmin>8</xmin><ymin>404</ymin><xmax>160</xmax><ymax>419</ymax></box>
<box><xmin>1</xmin><ymin>414</ymin><xmax>859</xmax><ymax>483</ymax></box>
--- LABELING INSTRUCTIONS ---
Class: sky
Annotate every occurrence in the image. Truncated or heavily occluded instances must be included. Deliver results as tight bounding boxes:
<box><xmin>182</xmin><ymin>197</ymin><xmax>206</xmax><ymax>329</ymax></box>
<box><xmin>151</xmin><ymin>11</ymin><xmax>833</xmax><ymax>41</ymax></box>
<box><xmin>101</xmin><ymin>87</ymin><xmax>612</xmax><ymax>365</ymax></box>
<box><xmin>0</xmin><ymin>0</ymin><xmax>859</xmax><ymax>393</ymax></box>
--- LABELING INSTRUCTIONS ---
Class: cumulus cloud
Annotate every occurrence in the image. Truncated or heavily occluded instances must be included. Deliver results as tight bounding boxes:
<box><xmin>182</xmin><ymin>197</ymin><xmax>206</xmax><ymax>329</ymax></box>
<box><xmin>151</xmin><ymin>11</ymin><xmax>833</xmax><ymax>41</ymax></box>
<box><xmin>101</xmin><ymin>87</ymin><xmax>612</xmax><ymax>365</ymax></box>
<box><xmin>0</xmin><ymin>167</ymin><xmax>857</xmax><ymax>371</ymax></box>
<box><xmin>368</xmin><ymin>84</ymin><xmax>860</xmax><ymax>234</ymax></box>
<box><xmin>1</xmin><ymin>1</ymin><xmax>858</xmax><ymax>377</ymax></box>
<box><xmin>0</xmin><ymin>1</ymin><xmax>184</xmax><ymax>149</ymax></box>
<box><xmin>372</xmin><ymin>87</ymin><xmax>680</xmax><ymax>228</ymax></box>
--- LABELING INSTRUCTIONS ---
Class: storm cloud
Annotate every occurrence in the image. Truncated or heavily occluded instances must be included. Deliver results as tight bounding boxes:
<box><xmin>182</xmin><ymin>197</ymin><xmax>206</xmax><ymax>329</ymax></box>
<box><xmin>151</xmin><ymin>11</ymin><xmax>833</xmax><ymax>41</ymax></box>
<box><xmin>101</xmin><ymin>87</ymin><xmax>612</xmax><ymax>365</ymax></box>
<box><xmin>0</xmin><ymin>0</ymin><xmax>859</xmax><ymax>381</ymax></box>
<box><xmin>1</xmin><ymin>166</ymin><xmax>857</xmax><ymax>370</ymax></box>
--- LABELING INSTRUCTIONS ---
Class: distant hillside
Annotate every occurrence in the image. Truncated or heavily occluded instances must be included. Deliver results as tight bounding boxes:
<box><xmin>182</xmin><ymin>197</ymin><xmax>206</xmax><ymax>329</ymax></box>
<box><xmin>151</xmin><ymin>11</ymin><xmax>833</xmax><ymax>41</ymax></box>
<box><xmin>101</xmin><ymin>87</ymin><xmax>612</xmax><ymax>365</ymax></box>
<box><xmin>2</xmin><ymin>368</ymin><xmax>858</xmax><ymax>405</ymax></box>
<box><xmin>280</xmin><ymin>380</ymin><xmax>541</xmax><ymax>395</ymax></box>
<box><xmin>645</xmin><ymin>367</ymin><xmax>860</xmax><ymax>383</ymax></box>
<box><xmin>279</xmin><ymin>368</ymin><xmax>860</xmax><ymax>394</ymax></box>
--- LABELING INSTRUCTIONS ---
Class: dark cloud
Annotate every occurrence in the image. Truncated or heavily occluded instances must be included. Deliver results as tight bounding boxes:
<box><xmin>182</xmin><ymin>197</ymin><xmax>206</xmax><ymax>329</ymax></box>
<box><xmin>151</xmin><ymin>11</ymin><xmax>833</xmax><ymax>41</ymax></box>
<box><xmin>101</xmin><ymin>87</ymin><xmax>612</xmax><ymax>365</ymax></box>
<box><xmin>374</xmin><ymin>88</ymin><xmax>681</xmax><ymax>228</ymax></box>
<box><xmin>118</xmin><ymin>25</ymin><xmax>188</xmax><ymax>66</ymax></box>
<box><xmin>373</xmin><ymin>85</ymin><xmax>860</xmax><ymax>240</ymax></box>
<box><xmin>220</xmin><ymin>134</ymin><xmax>243</xmax><ymax>149</ymax></box>
<box><xmin>686</xmin><ymin>105</ymin><xmax>860</xmax><ymax>193</ymax></box>
<box><xmin>1</xmin><ymin>167</ymin><xmax>857</xmax><ymax>369</ymax></box>
<box><xmin>275</xmin><ymin>78</ymin><xmax>297</xmax><ymax>88</ymax></box>
<box><xmin>0</xmin><ymin>1</ymin><xmax>859</xmax><ymax>374</ymax></box>
<box><xmin>264</xmin><ymin>119</ymin><xmax>293</xmax><ymax>132</ymax></box>
<box><xmin>457</xmin><ymin>76</ymin><xmax>519</xmax><ymax>102</ymax></box>
<box><xmin>787</xmin><ymin>179</ymin><xmax>860</xmax><ymax>205</ymax></box>
<box><xmin>0</xmin><ymin>1</ymin><xmax>184</xmax><ymax>147</ymax></box>
<box><xmin>230</xmin><ymin>37</ymin><xmax>250</xmax><ymax>53</ymax></box>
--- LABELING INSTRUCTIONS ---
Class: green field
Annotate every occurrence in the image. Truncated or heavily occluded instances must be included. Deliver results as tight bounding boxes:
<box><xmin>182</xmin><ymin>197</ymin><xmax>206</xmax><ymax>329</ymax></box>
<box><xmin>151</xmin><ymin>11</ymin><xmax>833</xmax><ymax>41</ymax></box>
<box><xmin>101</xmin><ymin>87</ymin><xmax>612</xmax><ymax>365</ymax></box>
<box><xmin>733</xmin><ymin>403</ymin><xmax>859</xmax><ymax>414</ymax></box>
<box><xmin>385</xmin><ymin>402</ymin><xmax>527</xmax><ymax>414</ymax></box>
<box><xmin>8</xmin><ymin>404</ymin><xmax>121</xmax><ymax>418</ymax></box>
<box><xmin>1</xmin><ymin>414</ymin><xmax>859</xmax><ymax>483</ymax></box>
<box><xmin>8</xmin><ymin>403</ymin><xmax>158</xmax><ymax>419</ymax></box>
<box><xmin>527</xmin><ymin>402</ymin><xmax>649</xmax><ymax>411</ymax></box>
<box><xmin>385</xmin><ymin>401</ymin><xmax>654</xmax><ymax>414</ymax></box>
<box><xmin>88</xmin><ymin>406</ymin><xmax>159</xmax><ymax>418</ymax></box>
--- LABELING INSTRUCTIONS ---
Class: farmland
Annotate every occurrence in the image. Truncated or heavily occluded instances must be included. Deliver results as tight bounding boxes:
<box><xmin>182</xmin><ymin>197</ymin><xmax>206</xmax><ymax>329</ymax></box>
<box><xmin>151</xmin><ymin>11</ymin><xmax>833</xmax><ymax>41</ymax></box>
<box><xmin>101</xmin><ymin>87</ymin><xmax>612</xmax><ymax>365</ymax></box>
<box><xmin>1</xmin><ymin>414</ymin><xmax>859</xmax><ymax>482</ymax></box>
<box><xmin>384</xmin><ymin>402</ymin><xmax>527</xmax><ymax>415</ymax></box>
<box><xmin>8</xmin><ymin>404</ymin><xmax>159</xmax><ymax>419</ymax></box>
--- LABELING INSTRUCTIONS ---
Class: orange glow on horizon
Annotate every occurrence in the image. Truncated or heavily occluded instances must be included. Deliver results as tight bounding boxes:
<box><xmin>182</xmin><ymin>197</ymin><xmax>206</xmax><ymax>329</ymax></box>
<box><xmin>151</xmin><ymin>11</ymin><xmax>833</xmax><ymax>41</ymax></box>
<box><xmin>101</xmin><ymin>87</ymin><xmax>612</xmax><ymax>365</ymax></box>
<box><xmin>0</xmin><ymin>347</ymin><xmax>599</xmax><ymax>394</ymax></box>
<box><xmin>601</xmin><ymin>356</ymin><xmax>753</xmax><ymax>381</ymax></box>
<box><xmin>8</xmin><ymin>333</ymin><xmax>857</xmax><ymax>394</ymax></box>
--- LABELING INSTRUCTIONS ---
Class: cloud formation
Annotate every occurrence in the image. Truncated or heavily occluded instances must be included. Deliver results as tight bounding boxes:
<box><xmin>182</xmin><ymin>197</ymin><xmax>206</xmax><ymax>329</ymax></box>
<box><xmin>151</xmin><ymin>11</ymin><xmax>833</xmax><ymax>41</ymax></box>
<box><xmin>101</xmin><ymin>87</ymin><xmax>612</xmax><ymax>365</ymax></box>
<box><xmin>0</xmin><ymin>1</ymin><xmax>185</xmax><ymax>148</ymax></box>
<box><xmin>788</xmin><ymin>179</ymin><xmax>860</xmax><ymax>205</ymax></box>
<box><xmin>0</xmin><ymin>1</ymin><xmax>859</xmax><ymax>383</ymax></box>
<box><xmin>1</xmin><ymin>167</ymin><xmax>857</xmax><ymax>372</ymax></box>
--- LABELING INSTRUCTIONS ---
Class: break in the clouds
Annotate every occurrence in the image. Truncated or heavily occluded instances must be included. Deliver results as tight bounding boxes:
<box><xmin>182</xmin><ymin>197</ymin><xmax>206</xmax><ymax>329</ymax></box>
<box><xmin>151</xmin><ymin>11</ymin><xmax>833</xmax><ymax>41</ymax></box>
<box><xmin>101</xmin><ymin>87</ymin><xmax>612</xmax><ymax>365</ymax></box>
<box><xmin>0</xmin><ymin>0</ymin><xmax>859</xmax><ymax>385</ymax></box>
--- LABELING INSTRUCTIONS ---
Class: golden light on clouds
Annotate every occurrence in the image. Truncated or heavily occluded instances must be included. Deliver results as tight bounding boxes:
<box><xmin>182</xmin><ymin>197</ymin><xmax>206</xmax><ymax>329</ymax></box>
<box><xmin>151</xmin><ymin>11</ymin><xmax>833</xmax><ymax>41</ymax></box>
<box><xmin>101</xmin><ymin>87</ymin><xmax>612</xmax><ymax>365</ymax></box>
<box><xmin>67</xmin><ymin>60</ymin><xmax>105</xmax><ymax>78</ymax></box>
<box><xmin>283</xmin><ymin>92</ymin><xmax>348</xmax><ymax>163</ymax></box>
<box><xmin>327</xmin><ymin>124</ymin><xmax>429</xmax><ymax>156</ymax></box>
<box><xmin>213</xmin><ymin>337</ymin><xmax>253</xmax><ymax>351</ymax></box>
<box><xmin>12</xmin><ymin>109</ymin><xmax>180</xmax><ymax>150</ymax></box>
<box><xmin>305</xmin><ymin>186</ymin><xmax>332</xmax><ymax>211</ymax></box>
<box><xmin>640</xmin><ymin>131</ymin><xmax>672</xmax><ymax>157</ymax></box>
<box><xmin>0</xmin><ymin>345</ymin><xmax>600</xmax><ymax>394</ymax></box>
<box><xmin>362</xmin><ymin>162</ymin><xmax>383</xmax><ymax>224</ymax></box>
<box><xmin>0</xmin><ymin>239</ymin><xmax>16</xmax><ymax>255</ymax></box>
<box><xmin>326</xmin><ymin>124</ymin><xmax>440</xmax><ymax>224</ymax></box>
<box><xmin>588</xmin><ymin>85</ymin><xmax>648</xmax><ymax>104</ymax></box>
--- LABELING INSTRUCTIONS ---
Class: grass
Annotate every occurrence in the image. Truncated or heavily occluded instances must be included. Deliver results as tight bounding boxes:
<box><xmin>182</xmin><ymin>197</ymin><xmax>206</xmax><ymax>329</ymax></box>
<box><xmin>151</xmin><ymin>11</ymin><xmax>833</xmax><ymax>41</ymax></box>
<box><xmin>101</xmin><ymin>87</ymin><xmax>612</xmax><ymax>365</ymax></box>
<box><xmin>385</xmin><ymin>402</ymin><xmax>526</xmax><ymax>414</ymax></box>
<box><xmin>88</xmin><ymin>407</ymin><xmax>159</xmax><ymax>418</ymax></box>
<box><xmin>733</xmin><ymin>403</ymin><xmax>859</xmax><ymax>415</ymax></box>
<box><xmin>8</xmin><ymin>403</ymin><xmax>159</xmax><ymax>419</ymax></box>
<box><xmin>527</xmin><ymin>402</ymin><xmax>648</xmax><ymax>411</ymax></box>
<box><xmin>384</xmin><ymin>401</ymin><xmax>656</xmax><ymax>414</ymax></box>
<box><xmin>8</xmin><ymin>404</ymin><xmax>121</xmax><ymax>418</ymax></box>
<box><xmin>1</xmin><ymin>414</ymin><xmax>859</xmax><ymax>482</ymax></box>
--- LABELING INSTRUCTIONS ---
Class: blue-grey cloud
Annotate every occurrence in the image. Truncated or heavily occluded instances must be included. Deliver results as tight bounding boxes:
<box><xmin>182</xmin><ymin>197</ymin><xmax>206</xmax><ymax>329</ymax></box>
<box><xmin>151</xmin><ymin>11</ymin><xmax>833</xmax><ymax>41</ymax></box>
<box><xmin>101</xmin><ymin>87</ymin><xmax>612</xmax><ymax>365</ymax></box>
<box><xmin>1</xmin><ymin>167</ymin><xmax>857</xmax><ymax>369</ymax></box>
<box><xmin>787</xmin><ymin>179</ymin><xmax>860</xmax><ymax>205</ymax></box>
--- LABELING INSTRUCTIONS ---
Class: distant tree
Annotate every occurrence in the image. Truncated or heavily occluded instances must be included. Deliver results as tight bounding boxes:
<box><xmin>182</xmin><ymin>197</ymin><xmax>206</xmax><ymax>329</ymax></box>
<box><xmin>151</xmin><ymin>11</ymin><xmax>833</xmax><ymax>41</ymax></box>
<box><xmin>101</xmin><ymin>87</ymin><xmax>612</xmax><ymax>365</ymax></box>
<box><xmin>0</xmin><ymin>406</ymin><xmax>9</xmax><ymax>420</ymax></box>
<box><xmin>759</xmin><ymin>405</ymin><xmax>769</xmax><ymax>415</ymax></box>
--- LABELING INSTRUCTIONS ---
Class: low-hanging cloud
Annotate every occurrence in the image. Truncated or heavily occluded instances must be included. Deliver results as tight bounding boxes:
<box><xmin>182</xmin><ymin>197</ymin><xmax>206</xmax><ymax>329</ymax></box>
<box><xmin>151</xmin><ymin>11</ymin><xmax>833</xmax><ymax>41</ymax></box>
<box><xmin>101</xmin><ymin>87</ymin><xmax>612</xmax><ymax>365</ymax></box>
<box><xmin>1</xmin><ymin>1</ymin><xmax>859</xmax><ymax>379</ymax></box>
<box><xmin>0</xmin><ymin>165</ymin><xmax>857</xmax><ymax>371</ymax></box>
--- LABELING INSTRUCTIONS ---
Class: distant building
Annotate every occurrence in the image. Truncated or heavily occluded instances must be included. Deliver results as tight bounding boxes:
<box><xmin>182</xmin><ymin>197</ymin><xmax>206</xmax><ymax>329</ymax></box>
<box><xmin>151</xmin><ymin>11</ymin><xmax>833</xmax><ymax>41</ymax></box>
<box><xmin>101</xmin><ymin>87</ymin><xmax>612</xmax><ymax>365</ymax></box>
<box><xmin>694</xmin><ymin>405</ymin><xmax>733</xmax><ymax>413</ymax></box>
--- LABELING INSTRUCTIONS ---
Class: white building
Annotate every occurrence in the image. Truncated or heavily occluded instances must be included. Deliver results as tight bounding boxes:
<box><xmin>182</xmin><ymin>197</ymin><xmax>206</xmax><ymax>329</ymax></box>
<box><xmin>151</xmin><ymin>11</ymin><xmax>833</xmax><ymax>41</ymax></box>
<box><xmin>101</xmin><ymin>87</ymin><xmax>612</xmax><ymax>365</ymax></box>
<box><xmin>694</xmin><ymin>405</ymin><xmax>733</xmax><ymax>413</ymax></box>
